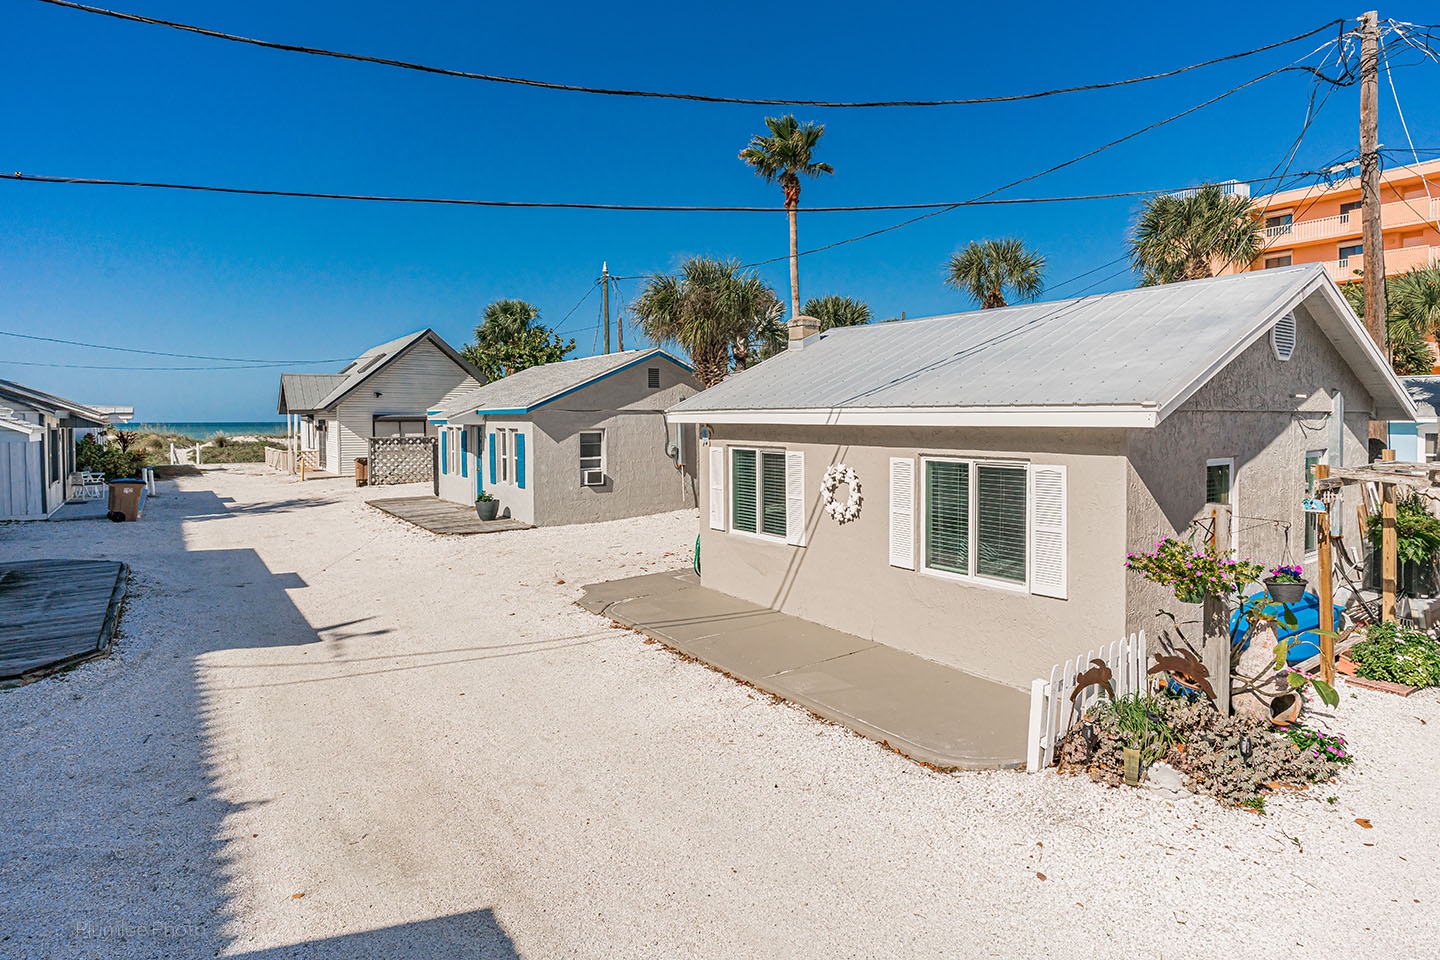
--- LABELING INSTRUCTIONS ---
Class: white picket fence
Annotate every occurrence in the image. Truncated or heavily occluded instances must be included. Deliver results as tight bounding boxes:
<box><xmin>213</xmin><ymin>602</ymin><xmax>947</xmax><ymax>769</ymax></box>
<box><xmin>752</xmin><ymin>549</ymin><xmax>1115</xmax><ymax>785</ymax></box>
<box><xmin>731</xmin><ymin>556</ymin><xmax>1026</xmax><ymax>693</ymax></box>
<box><xmin>1025</xmin><ymin>631</ymin><xmax>1147</xmax><ymax>773</ymax></box>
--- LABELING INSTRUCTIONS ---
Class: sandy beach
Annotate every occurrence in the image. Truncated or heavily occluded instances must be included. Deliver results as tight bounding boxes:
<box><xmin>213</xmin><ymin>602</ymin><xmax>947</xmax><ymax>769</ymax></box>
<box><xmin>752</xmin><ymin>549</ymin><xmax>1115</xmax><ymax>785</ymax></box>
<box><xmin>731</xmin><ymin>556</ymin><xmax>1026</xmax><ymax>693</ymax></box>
<box><xmin>1</xmin><ymin>465</ymin><xmax>1437</xmax><ymax>959</ymax></box>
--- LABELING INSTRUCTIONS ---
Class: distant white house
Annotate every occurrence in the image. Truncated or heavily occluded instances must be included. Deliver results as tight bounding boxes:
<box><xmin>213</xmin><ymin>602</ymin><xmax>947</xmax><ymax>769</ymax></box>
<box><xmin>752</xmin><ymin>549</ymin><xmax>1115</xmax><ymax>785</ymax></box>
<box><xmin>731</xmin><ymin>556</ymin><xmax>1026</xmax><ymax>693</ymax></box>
<box><xmin>277</xmin><ymin>329</ymin><xmax>484</xmax><ymax>477</ymax></box>
<box><xmin>0</xmin><ymin>379</ymin><xmax>108</xmax><ymax>520</ymax></box>
<box><xmin>431</xmin><ymin>348</ymin><xmax>701</xmax><ymax>526</ymax></box>
<box><xmin>1388</xmin><ymin>377</ymin><xmax>1440</xmax><ymax>462</ymax></box>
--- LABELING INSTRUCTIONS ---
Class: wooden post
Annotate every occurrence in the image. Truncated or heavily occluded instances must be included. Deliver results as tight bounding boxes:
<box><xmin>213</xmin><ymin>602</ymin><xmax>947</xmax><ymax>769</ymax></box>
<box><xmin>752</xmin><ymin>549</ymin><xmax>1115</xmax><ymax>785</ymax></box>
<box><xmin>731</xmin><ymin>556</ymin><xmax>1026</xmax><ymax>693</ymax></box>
<box><xmin>1381</xmin><ymin>449</ymin><xmax>1397</xmax><ymax>622</ymax></box>
<box><xmin>1315</xmin><ymin>464</ymin><xmax>1335</xmax><ymax>685</ymax></box>
<box><xmin>1202</xmin><ymin>593</ymin><xmax>1231</xmax><ymax>716</ymax></box>
<box><xmin>1359</xmin><ymin>11</ymin><xmax>1388</xmax><ymax>353</ymax></box>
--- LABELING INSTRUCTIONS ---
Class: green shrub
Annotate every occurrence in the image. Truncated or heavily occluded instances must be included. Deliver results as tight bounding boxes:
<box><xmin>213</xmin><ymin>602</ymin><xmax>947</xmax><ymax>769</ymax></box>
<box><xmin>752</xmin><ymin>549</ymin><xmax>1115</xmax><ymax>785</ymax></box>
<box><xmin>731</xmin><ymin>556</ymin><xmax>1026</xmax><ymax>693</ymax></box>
<box><xmin>1368</xmin><ymin>493</ymin><xmax>1440</xmax><ymax>566</ymax></box>
<box><xmin>1348</xmin><ymin>626</ymin><xmax>1440</xmax><ymax>688</ymax></box>
<box><xmin>75</xmin><ymin>434</ymin><xmax>146</xmax><ymax>480</ymax></box>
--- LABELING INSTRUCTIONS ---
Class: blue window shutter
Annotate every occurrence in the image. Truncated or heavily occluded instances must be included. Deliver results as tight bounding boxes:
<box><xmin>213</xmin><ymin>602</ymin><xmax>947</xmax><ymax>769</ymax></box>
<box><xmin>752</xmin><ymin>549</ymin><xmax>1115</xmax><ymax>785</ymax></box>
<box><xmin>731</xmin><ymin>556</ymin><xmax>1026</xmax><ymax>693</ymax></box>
<box><xmin>488</xmin><ymin>432</ymin><xmax>497</xmax><ymax>485</ymax></box>
<box><xmin>460</xmin><ymin>429</ymin><xmax>468</xmax><ymax>478</ymax></box>
<box><xmin>441</xmin><ymin>431</ymin><xmax>448</xmax><ymax>475</ymax></box>
<box><xmin>516</xmin><ymin>433</ymin><xmax>526</xmax><ymax>489</ymax></box>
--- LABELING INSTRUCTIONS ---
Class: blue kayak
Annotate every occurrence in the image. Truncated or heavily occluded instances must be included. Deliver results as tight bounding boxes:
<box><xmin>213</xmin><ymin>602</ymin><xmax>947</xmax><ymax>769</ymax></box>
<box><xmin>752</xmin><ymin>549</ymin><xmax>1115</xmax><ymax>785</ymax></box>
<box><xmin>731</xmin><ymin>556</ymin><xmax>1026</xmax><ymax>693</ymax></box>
<box><xmin>1229</xmin><ymin>591</ymin><xmax>1341</xmax><ymax>663</ymax></box>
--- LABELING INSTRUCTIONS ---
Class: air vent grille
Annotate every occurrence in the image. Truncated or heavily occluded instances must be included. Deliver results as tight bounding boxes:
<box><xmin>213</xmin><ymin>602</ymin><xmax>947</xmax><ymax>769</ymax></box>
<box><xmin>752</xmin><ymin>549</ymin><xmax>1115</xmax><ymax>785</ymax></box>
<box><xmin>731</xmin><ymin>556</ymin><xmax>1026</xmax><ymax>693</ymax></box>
<box><xmin>1271</xmin><ymin>313</ymin><xmax>1297</xmax><ymax>361</ymax></box>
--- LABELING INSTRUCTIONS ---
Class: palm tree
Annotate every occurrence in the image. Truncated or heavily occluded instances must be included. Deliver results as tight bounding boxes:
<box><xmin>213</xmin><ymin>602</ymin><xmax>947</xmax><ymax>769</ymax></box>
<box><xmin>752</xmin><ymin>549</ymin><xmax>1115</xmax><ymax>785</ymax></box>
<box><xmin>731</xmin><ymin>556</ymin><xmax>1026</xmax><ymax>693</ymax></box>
<box><xmin>462</xmin><ymin>298</ymin><xmax>574</xmax><ymax>379</ymax></box>
<box><xmin>803</xmin><ymin>295</ymin><xmax>872</xmax><ymax>330</ymax></box>
<box><xmin>739</xmin><ymin>115</ymin><xmax>834</xmax><ymax>321</ymax></box>
<box><xmin>944</xmin><ymin>238</ymin><xmax>1046</xmax><ymax>309</ymax></box>
<box><xmin>1339</xmin><ymin>264</ymin><xmax>1440</xmax><ymax>374</ymax></box>
<box><xmin>632</xmin><ymin>257</ymin><xmax>782</xmax><ymax>387</ymax></box>
<box><xmin>1129</xmin><ymin>184</ymin><xmax>1262</xmax><ymax>285</ymax></box>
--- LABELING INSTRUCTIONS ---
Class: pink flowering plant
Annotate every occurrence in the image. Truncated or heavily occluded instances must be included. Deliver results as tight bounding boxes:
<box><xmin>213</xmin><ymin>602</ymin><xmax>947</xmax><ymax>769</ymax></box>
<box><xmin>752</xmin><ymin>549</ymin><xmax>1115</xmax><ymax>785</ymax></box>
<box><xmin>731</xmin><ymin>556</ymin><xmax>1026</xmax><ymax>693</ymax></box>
<box><xmin>1125</xmin><ymin>537</ymin><xmax>1264</xmax><ymax>603</ymax></box>
<box><xmin>1287</xmin><ymin>727</ymin><xmax>1351</xmax><ymax>766</ymax></box>
<box><xmin>1268</xmin><ymin>564</ymin><xmax>1305</xmax><ymax>583</ymax></box>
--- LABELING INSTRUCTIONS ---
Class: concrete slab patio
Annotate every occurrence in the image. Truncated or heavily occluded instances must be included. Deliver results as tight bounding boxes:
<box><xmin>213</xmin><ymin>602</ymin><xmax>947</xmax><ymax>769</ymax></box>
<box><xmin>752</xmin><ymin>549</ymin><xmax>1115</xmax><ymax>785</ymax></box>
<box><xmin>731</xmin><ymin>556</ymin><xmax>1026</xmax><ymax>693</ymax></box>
<box><xmin>579</xmin><ymin>569</ymin><xmax>1029</xmax><ymax>769</ymax></box>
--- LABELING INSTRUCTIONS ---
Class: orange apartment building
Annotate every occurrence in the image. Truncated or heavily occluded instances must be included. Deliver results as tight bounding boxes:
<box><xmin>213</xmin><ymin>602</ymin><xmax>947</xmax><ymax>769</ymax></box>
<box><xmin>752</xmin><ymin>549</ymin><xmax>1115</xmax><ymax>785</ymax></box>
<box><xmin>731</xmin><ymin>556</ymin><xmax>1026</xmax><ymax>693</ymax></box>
<box><xmin>1245</xmin><ymin>157</ymin><xmax>1440</xmax><ymax>284</ymax></box>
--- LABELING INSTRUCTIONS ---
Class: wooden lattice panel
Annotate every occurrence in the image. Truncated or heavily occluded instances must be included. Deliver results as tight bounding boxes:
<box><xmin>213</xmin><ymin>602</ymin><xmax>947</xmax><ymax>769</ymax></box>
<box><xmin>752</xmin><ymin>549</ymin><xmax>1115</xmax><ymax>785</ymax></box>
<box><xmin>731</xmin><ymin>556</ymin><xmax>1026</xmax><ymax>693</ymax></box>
<box><xmin>368</xmin><ymin>436</ymin><xmax>435</xmax><ymax>485</ymax></box>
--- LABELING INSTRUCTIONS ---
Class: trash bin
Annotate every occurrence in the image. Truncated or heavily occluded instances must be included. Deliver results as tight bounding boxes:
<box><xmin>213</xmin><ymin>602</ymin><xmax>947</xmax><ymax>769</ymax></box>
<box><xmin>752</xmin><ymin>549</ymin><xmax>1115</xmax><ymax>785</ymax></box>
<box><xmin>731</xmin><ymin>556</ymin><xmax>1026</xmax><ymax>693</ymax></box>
<box><xmin>107</xmin><ymin>478</ymin><xmax>147</xmax><ymax>522</ymax></box>
<box><xmin>355</xmin><ymin>456</ymin><xmax>369</xmax><ymax>487</ymax></box>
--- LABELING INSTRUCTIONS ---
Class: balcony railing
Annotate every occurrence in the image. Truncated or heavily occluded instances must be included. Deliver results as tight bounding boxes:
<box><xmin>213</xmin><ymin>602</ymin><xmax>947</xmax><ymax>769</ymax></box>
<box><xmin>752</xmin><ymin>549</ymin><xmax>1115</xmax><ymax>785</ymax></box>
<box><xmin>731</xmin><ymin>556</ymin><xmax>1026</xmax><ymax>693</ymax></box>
<box><xmin>1322</xmin><ymin>244</ymin><xmax>1439</xmax><ymax>283</ymax></box>
<box><xmin>1264</xmin><ymin>197</ymin><xmax>1440</xmax><ymax>246</ymax></box>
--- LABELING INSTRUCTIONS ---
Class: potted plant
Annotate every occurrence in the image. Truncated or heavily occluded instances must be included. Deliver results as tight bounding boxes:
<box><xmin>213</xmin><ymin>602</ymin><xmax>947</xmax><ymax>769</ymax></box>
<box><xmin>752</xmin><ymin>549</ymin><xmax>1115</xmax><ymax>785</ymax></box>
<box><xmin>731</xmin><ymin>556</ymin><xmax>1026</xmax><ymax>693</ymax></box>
<box><xmin>1264</xmin><ymin>564</ymin><xmax>1307</xmax><ymax>604</ymax></box>
<box><xmin>475</xmin><ymin>492</ymin><xmax>499</xmax><ymax>521</ymax></box>
<box><xmin>1125</xmin><ymin>537</ymin><xmax>1263</xmax><ymax>605</ymax></box>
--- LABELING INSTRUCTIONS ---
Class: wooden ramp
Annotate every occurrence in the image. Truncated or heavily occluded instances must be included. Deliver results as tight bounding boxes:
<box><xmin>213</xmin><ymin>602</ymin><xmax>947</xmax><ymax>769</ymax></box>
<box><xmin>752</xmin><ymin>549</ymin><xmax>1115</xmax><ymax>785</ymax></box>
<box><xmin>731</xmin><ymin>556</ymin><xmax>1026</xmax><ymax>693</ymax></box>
<box><xmin>0</xmin><ymin>560</ymin><xmax>128</xmax><ymax>686</ymax></box>
<box><xmin>367</xmin><ymin>497</ymin><xmax>532</xmax><ymax>536</ymax></box>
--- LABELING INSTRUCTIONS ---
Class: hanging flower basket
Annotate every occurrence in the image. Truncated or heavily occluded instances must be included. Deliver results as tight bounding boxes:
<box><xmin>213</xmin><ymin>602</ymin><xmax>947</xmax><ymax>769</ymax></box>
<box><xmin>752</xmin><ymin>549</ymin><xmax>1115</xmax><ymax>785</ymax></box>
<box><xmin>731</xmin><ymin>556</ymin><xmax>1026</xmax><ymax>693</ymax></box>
<box><xmin>1264</xmin><ymin>564</ymin><xmax>1307</xmax><ymax>604</ymax></box>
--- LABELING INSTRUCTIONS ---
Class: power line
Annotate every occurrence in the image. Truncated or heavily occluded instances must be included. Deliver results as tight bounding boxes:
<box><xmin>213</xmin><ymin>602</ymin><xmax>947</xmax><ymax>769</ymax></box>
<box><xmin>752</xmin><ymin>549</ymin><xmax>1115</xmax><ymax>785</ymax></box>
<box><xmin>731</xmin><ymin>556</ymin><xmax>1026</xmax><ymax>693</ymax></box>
<box><xmin>0</xmin><ymin>328</ymin><xmax>347</xmax><ymax>364</ymax></box>
<box><xmin>0</xmin><ymin>170</ymin><xmax>1333</xmax><ymax>213</ymax></box>
<box><xmin>33</xmin><ymin>1</ymin><xmax>1345</xmax><ymax>110</ymax></box>
<box><xmin>0</xmin><ymin>358</ymin><xmax>307</xmax><ymax>371</ymax></box>
<box><xmin>728</xmin><ymin>47</ymin><xmax>1356</xmax><ymax>274</ymax></box>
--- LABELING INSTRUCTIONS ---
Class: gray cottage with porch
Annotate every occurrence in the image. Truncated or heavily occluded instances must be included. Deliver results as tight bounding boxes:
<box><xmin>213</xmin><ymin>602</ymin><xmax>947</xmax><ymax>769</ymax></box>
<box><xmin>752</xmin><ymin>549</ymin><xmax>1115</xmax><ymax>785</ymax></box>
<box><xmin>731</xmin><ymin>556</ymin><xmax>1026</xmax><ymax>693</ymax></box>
<box><xmin>432</xmin><ymin>348</ymin><xmax>701</xmax><ymax>526</ymax></box>
<box><xmin>665</xmin><ymin>266</ymin><xmax>1416</xmax><ymax>691</ymax></box>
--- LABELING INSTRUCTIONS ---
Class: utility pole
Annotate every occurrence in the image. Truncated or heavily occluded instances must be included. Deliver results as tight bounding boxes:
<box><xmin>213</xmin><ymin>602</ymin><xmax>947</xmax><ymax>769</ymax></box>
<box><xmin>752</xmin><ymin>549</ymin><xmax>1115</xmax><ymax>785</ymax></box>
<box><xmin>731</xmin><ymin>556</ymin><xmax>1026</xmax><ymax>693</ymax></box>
<box><xmin>1360</xmin><ymin>10</ymin><xmax>1387</xmax><ymax>352</ymax></box>
<box><xmin>602</xmin><ymin>261</ymin><xmax>611</xmax><ymax>355</ymax></box>
<box><xmin>618</xmin><ymin>307</ymin><xmax>625</xmax><ymax>351</ymax></box>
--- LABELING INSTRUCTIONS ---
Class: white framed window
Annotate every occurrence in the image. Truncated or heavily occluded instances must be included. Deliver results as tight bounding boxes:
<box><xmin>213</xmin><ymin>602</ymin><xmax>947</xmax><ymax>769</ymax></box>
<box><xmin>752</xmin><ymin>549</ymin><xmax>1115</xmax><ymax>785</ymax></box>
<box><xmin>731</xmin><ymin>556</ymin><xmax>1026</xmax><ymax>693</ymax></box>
<box><xmin>1206</xmin><ymin>456</ymin><xmax>1238</xmax><ymax>551</ymax></box>
<box><xmin>499</xmin><ymin>429</ymin><xmax>512</xmax><ymax>483</ymax></box>
<box><xmin>580</xmin><ymin>430</ymin><xmax>605</xmax><ymax>485</ymax></box>
<box><xmin>1304</xmin><ymin>449</ymin><xmax>1326</xmax><ymax>556</ymax></box>
<box><xmin>919</xmin><ymin>458</ymin><xmax>1029</xmax><ymax>588</ymax></box>
<box><xmin>447</xmin><ymin>427</ymin><xmax>461</xmax><ymax>475</ymax></box>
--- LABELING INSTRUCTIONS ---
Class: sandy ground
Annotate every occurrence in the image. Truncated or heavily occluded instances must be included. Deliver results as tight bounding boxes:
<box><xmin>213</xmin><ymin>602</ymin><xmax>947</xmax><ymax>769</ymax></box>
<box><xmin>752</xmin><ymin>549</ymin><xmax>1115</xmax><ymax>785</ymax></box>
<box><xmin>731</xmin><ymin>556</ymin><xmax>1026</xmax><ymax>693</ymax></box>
<box><xmin>1</xmin><ymin>466</ymin><xmax>1437</xmax><ymax>959</ymax></box>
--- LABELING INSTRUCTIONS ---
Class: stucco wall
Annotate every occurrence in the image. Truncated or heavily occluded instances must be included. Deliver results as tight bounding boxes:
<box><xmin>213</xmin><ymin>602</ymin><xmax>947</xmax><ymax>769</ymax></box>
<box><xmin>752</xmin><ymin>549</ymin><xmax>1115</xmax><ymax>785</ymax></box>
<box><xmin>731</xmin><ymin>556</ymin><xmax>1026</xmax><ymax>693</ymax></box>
<box><xmin>531</xmin><ymin>360</ymin><xmax>700</xmax><ymax>525</ymax></box>
<box><xmin>480</xmin><ymin>419</ymin><xmax>535</xmax><ymax>525</ymax></box>
<box><xmin>436</xmin><ymin>425</ymin><xmax>477</xmax><ymax>505</ymax></box>
<box><xmin>1124</xmin><ymin>296</ymin><xmax>1374</xmax><ymax>639</ymax></box>
<box><xmin>698</xmin><ymin>425</ymin><xmax>1129</xmax><ymax>690</ymax></box>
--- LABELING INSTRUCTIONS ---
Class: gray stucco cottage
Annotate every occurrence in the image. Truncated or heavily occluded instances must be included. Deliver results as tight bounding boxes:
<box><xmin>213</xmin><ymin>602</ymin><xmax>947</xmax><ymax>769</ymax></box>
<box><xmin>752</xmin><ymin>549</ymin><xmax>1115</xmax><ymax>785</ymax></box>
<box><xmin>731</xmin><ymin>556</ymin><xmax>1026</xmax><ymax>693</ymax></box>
<box><xmin>431</xmin><ymin>348</ymin><xmax>701</xmax><ymax>526</ymax></box>
<box><xmin>0</xmin><ymin>379</ymin><xmax>108</xmax><ymax>520</ymax></box>
<box><xmin>665</xmin><ymin>266</ymin><xmax>1416</xmax><ymax>691</ymax></box>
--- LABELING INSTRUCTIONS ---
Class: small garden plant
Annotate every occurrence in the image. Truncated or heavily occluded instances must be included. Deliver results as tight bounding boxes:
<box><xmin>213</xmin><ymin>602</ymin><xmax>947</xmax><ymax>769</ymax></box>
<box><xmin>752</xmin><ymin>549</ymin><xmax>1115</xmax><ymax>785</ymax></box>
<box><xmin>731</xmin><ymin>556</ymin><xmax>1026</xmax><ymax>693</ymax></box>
<box><xmin>1125</xmin><ymin>537</ymin><xmax>1263</xmax><ymax>604</ymax></box>
<box><xmin>1348</xmin><ymin>621</ymin><xmax>1440</xmax><ymax>688</ymax></box>
<box><xmin>1268</xmin><ymin>564</ymin><xmax>1304</xmax><ymax>583</ymax></box>
<box><xmin>1059</xmin><ymin>694</ymin><xmax>1349</xmax><ymax>808</ymax></box>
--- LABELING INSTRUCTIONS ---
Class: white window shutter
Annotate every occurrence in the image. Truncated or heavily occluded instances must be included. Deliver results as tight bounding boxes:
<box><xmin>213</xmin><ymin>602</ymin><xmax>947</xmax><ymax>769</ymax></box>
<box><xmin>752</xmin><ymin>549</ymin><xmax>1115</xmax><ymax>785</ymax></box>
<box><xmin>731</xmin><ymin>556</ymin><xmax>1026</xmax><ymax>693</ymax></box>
<box><xmin>1029</xmin><ymin>464</ymin><xmax>1067</xmax><ymax>599</ymax></box>
<box><xmin>888</xmin><ymin>457</ymin><xmax>915</xmax><ymax>569</ymax></box>
<box><xmin>785</xmin><ymin>450</ymin><xmax>806</xmax><ymax>546</ymax></box>
<box><xmin>709</xmin><ymin>446</ymin><xmax>725</xmax><ymax>530</ymax></box>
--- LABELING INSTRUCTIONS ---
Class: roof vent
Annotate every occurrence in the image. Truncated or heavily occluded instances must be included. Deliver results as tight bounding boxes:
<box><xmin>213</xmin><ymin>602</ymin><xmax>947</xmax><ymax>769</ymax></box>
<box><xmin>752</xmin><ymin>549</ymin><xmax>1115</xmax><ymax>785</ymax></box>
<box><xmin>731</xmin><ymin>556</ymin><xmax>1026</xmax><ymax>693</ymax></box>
<box><xmin>1271</xmin><ymin>313</ymin><xmax>1296</xmax><ymax>361</ymax></box>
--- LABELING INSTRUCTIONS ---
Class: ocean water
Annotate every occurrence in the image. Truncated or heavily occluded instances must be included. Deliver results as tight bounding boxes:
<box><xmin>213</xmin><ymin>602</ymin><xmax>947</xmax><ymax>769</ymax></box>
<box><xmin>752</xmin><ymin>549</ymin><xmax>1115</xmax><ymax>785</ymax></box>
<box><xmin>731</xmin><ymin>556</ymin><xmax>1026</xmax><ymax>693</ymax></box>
<box><xmin>127</xmin><ymin>421</ymin><xmax>287</xmax><ymax>440</ymax></box>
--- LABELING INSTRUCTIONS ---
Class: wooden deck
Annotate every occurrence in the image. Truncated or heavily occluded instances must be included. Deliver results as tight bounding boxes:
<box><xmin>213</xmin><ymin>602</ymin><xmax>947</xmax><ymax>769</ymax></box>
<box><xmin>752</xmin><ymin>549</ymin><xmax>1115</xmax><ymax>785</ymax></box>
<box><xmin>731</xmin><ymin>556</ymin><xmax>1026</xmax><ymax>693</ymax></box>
<box><xmin>366</xmin><ymin>497</ymin><xmax>532</xmax><ymax>536</ymax></box>
<box><xmin>0</xmin><ymin>559</ymin><xmax>128</xmax><ymax>685</ymax></box>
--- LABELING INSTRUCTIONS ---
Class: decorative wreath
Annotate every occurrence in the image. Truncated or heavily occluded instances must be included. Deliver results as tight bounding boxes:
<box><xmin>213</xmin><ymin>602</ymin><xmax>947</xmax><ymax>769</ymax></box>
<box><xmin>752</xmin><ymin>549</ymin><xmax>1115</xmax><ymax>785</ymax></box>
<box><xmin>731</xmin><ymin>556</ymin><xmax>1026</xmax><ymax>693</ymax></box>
<box><xmin>820</xmin><ymin>463</ymin><xmax>863</xmax><ymax>524</ymax></box>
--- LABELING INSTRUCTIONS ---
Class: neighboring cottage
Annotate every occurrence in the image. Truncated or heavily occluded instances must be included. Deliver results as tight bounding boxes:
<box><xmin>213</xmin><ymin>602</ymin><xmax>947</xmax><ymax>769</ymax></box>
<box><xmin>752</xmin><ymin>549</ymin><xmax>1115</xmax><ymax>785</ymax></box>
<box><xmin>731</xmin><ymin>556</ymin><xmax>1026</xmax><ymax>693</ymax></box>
<box><xmin>276</xmin><ymin>329</ymin><xmax>483</xmax><ymax>477</ymax></box>
<box><xmin>665</xmin><ymin>265</ymin><xmax>1416</xmax><ymax>690</ymax></box>
<box><xmin>0</xmin><ymin>379</ymin><xmax>108</xmax><ymax>520</ymax></box>
<box><xmin>1388</xmin><ymin>376</ymin><xmax>1440</xmax><ymax>462</ymax></box>
<box><xmin>431</xmin><ymin>348</ymin><xmax>701</xmax><ymax>526</ymax></box>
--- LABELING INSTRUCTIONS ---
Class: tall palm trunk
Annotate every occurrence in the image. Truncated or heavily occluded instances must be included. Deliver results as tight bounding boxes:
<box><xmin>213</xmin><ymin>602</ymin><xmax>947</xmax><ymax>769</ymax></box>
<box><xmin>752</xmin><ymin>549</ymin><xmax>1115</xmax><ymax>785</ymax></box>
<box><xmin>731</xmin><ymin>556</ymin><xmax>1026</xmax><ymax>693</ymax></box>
<box><xmin>787</xmin><ymin>204</ymin><xmax>800</xmax><ymax>320</ymax></box>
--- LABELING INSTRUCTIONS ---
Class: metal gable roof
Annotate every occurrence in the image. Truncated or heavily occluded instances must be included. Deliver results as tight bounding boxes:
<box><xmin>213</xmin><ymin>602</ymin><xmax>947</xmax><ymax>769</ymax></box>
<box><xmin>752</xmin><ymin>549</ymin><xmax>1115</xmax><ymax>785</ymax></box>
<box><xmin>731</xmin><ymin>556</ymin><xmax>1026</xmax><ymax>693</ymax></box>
<box><xmin>667</xmin><ymin>266</ymin><xmax>1416</xmax><ymax>427</ymax></box>
<box><xmin>1401</xmin><ymin>376</ymin><xmax>1440</xmax><ymax>420</ymax></box>
<box><xmin>0</xmin><ymin>378</ymin><xmax>108</xmax><ymax>427</ymax></box>
<box><xmin>438</xmin><ymin>348</ymin><xmax>692</xmax><ymax>417</ymax></box>
<box><xmin>277</xmin><ymin>374</ymin><xmax>348</xmax><ymax>414</ymax></box>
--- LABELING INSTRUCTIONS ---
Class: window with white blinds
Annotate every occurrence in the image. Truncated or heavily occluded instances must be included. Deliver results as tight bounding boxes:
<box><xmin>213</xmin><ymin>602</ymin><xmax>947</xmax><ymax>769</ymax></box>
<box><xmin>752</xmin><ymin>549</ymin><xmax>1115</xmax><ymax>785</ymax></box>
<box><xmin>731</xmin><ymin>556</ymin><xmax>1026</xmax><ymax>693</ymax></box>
<box><xmin>921</xmin><ymin>458</ymin><xmax>1027</xmax><ymax>586</ymax></box>
<box><xmin>975</xmin><ymin>464</ymin><xmax>1026</xmax><ymax>583</ymax></box>
<box><xmin>730</xmin><ymin>447</ymin><xmax>787</xmax><ymax>540</ymax></box>
<box><xmin>924</xmin><ymin>460</ymin><xmax>968</xmax><ymax>574</ymax></box>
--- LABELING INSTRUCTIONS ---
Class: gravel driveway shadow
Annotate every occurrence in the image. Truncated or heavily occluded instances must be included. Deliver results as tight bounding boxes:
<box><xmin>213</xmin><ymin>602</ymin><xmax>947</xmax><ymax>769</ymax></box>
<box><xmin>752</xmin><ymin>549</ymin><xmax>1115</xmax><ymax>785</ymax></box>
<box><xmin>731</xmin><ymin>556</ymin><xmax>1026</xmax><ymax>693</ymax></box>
<box><xmin>229</xmin><ymin>909</ymin><xmax>519</xmax><ymax>958</ymax></box>
<box><xmin>0</xmin><ymin>485</ymin><xmax>360</xmax><ymax>959</ymax></box>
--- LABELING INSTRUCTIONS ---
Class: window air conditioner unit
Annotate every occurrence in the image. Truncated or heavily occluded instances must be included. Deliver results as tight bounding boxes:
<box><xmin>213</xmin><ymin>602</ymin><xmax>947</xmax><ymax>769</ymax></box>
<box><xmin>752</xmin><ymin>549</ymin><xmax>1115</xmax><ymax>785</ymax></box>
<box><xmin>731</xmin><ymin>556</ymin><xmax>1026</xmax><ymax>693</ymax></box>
<box><xmin>582</xmin><ymin>469</ymin><xmax>605</xmax><ymax>486</ymax></box>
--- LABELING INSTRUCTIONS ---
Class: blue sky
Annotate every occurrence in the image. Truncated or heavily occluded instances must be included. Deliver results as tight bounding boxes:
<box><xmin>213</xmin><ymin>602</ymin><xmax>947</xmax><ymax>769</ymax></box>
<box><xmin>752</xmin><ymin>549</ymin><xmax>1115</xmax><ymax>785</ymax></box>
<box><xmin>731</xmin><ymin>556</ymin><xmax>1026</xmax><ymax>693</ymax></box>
<box><xmin>2</xmin><ymin>1</ymin><xmax>1438</xmax><ymax>420</ymax></box>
